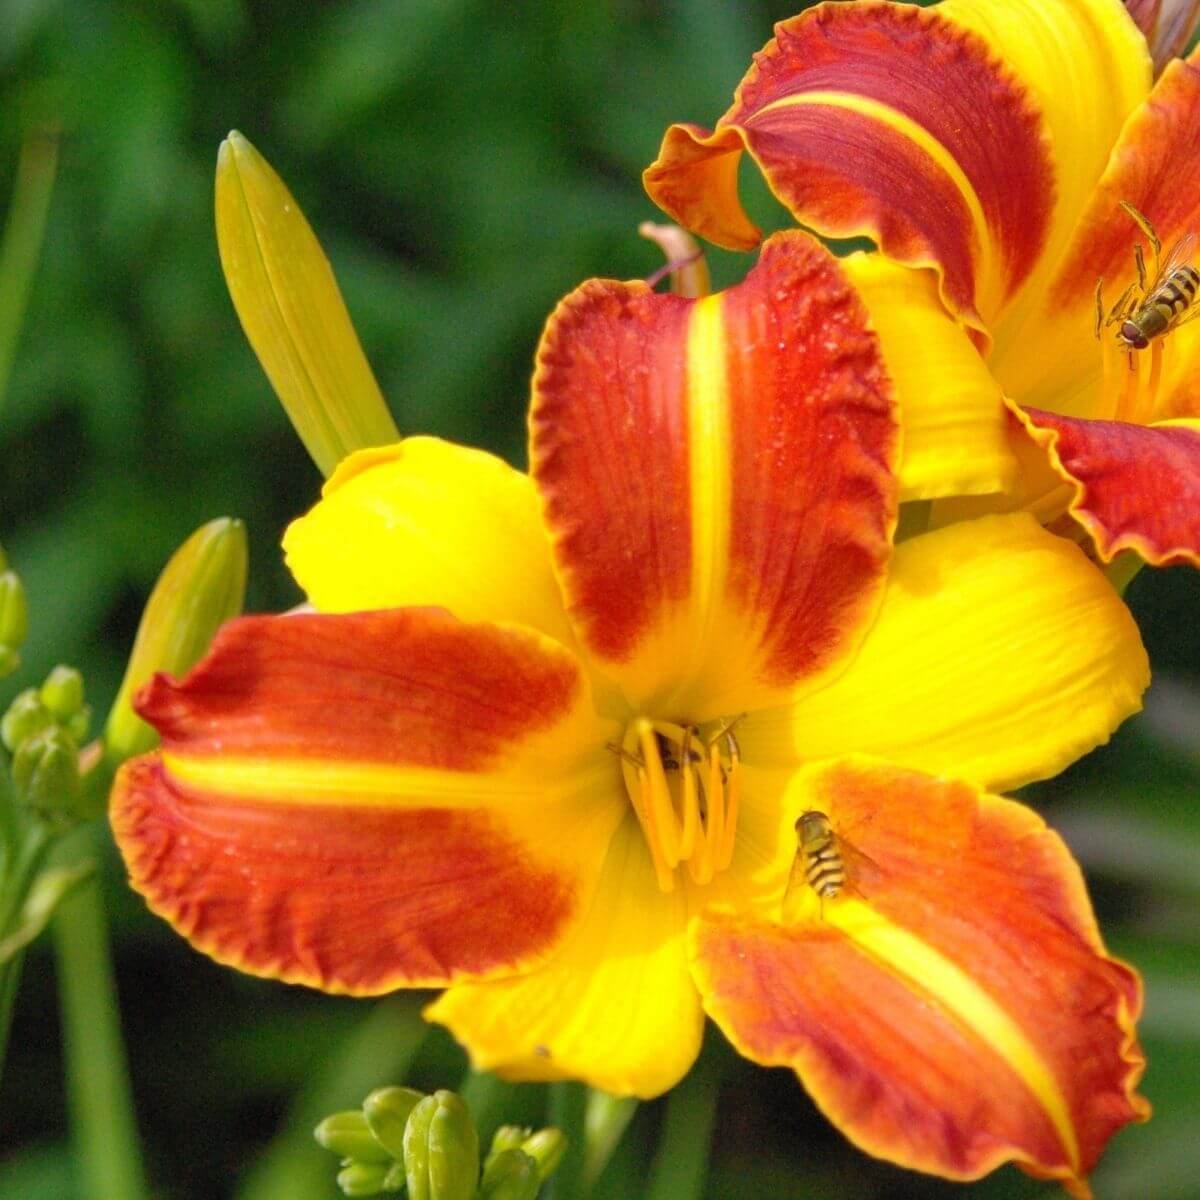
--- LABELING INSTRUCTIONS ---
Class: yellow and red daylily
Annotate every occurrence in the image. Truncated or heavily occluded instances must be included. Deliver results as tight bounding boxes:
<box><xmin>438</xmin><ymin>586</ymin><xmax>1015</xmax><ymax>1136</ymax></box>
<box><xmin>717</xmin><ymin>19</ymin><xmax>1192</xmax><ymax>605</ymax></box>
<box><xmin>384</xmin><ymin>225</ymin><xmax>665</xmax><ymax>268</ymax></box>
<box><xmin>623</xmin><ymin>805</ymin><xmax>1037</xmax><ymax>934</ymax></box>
<box><xmin>646</xmin><ymin>0</ymin><xmax>1200</xmax><ymax>568</ymax></box>
<box><xmin>111</xmin><ymin>139</ymin><xmax>1153</xmax><ymax>1195</ymax></box>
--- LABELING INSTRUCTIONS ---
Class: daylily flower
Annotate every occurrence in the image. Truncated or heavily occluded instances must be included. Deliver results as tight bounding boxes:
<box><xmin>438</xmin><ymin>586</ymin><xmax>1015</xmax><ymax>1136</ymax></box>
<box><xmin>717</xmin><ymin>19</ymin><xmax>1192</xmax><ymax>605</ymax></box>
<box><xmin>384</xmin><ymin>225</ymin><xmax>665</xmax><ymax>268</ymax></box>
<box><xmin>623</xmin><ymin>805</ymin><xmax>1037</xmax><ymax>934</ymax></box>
<box><xmin>112</xmin><ymin>142</ymin><xmax>1150</xmax><ymax>1192</ymax></box>
<box><xmin>645</xmin><ymin>0</ymin><xmax>1200</xmax><ymax>568</ymax></box>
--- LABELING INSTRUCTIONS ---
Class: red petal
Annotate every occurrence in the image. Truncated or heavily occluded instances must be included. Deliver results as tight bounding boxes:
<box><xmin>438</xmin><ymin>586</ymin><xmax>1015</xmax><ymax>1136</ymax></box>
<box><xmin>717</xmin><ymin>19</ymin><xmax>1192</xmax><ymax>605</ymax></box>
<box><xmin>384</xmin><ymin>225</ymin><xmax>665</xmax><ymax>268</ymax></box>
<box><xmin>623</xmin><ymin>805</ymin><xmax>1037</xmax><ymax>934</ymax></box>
<box><xmin>111</xmin><ymin>609</ymin><xmax>620</xmax><ymax>993</ymax></box>
<box><xmin>530</xmin><ymin>231</ymin><xmax>897</xmax><ymax>715</ymax></box>
<box><xmin>645</xmin><ymin>2</ymin><xmax>1053</xmax><ymax>328</ymax></box>
<box><xmin>692</xmin><ymin>760</ymin><xmax>1147</xmax><ymax>1193</ymax></box>
<box><xmin>1021</xmin><ymin>406</ymin><xmax>1200</xmax><ymax>564</ymax></box>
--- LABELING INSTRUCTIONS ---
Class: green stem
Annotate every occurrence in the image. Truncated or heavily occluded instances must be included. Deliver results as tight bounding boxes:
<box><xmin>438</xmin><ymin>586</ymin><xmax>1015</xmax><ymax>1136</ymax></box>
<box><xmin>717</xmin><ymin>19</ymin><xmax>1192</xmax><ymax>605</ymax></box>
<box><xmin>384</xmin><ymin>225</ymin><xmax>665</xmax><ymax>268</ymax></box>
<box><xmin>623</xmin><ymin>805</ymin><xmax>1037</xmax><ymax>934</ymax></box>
<box><xmin>53</xmin><ymin>867</ymin><xmax>149</xmax><ymax>1200</ymax></box>
<box><xmin>0</xmin><ymin>820</ymin><xmax>52</xmax><ymax>1081</ymax></box>
<box><xmin>0</xmin><ymin>129</ymin><xmax>58</xmax><ymax>414</ymax></box>
<box><xmin>545</xmin><ymin>1082</ymin><xmax>588</xmax><ymax>1200</ymax></box>
<box><xmin>644</xmin><ymin>1052</ymin><xmax>721</xmax><ymax>1200</ymax></box>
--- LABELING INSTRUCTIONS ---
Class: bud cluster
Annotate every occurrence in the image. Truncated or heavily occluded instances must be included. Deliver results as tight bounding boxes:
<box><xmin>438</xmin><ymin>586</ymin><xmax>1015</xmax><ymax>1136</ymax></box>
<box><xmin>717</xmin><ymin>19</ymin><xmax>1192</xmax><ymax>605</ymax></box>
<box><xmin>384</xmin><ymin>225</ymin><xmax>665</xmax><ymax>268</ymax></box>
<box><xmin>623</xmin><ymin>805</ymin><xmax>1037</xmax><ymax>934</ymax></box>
<box><xmin>315</xmin><ymin>1086</ymin><xmax>565</xmax><ymax>1200</ymax></box>
<box><xmin>1</xmin><ymin>665</ymin><xmax>92</xmax><ymax>827</ymax></box>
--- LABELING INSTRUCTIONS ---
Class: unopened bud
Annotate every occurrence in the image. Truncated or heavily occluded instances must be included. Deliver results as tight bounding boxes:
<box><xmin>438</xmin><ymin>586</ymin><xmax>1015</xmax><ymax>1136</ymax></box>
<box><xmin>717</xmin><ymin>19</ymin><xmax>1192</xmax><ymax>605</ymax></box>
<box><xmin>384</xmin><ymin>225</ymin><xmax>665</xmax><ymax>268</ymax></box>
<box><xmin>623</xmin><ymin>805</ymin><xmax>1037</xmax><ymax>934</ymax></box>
<box><xmin>488</xmin><ymin>1126</ymin><xmax>530</xmax><ymax>1160</ymax></box>
<box><xmin>336</xmin><ymin>1159</ymin><xmax>392</xmax><ymax>1198</ymax></box>
<box><xmin>106</xmin><ymin>517</ymin><xmax>247</xmax><ymax>764</ymax></box>
<box><xmin>404</xmin><ymin>1090</ymin><xmax>480</xmax><ymax>1200</ymax></box>
<box><xmin>40</xmin><ymin>665</ymin><xmax>85</xmax><ymax>723</ymax></box>
<box><xmin>1125</xmin><ymin>0</ymin><xmax>1200</xmax><ymax>72</ymax></box>
<box><xmin>478</xmin><ymin>1149</ymin><xmax>539</xmax><ymax>1200</ymax></box>
<box><xmin>12</xmin><ymin>726</ymin><xmax>80</xmax><ymax>821</ymax></box>
<box><xmin>0</xmin><ymin>570</ymin><xmax>28</xmax><ymax>673</ymax></box>
<box><xmin>521</xmin><ymin>1128</ymin><xmax>566</xmax><ymax>1182</ymax></box>
<box><xmin>215</xmin><ymin>131</ymin><xmax>400</xmax><ymax>477</ymax></box>
<box><xmin>314</xmin><ymin>1110</ymin><xmax>391</xmax><ymax>1164</ymax></box>
<box><xmin>363</xmin><ymin>1085</ymin><xmax>424</xmax><ymax>1160</ymax></box>
<box><xmin>2</xmin><ymin>689</ymin><xmax>53</xmax><ymax>753</ymax></box>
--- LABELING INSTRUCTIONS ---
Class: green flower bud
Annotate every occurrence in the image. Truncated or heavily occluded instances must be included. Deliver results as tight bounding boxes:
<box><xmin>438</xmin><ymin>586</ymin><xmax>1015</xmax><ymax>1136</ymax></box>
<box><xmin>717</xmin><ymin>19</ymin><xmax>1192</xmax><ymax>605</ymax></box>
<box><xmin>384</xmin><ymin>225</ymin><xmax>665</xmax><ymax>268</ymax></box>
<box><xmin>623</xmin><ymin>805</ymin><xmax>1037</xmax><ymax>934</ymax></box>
<box><xmin>12</xmin><ymin>726</ymin><xmax>81</xmax><ymax>822</ymax></box>
<box><xmin>521</xmin><ymin>1129</ymin><xmax>566</xmax><ymax>1183</ymax></box>
<box><xmin>66</xmin><ymin>704</ymin><xmax>92</xmax><ymax>744</ymax></box>
<box><xmin>0</xmin><ymin>570</ymin><xmax>28</xmax><ymax>667</ymax></box>
<box><xmin>1</xmin><ymin>689</ymin><xmax>53</xmax><ymax>753</ymax></box>
<box><xmin>478</xmin><ymin>1149</ymin><xmax>539</xmax><ymax>1200</ymax></box>
<box><xmin>39</xmin><ymin>665</ymin><xmax>85</xmax><ymax>723</ymax></box>
<box><xmin>404</xmin><ymin>1090</ymin><xmax>480</xmax><ymax>1200</ymax></box>
<box><xmin>314</xmin><ymin>1110</ymin><xmax>391</xmax><ymax>1164</ymax></box>
<box><xmin>106</xmin><ymin>517</ymin><xmax>247</xmax><ymax>764</ymax></box>
<box><xmin>488</xmin><ymin>1126</ymin><xmax>530</xmax><ymax>1158</ymax></box>
<box><xmin>363</xmin><ymin>1085</ymin><xmax>424</xmax><ymax>1160</ymax></box>
<box><xmin>336</xmin><ymin>1159</ymin><xmax>392</xmax><ymax>1197</ymax></box>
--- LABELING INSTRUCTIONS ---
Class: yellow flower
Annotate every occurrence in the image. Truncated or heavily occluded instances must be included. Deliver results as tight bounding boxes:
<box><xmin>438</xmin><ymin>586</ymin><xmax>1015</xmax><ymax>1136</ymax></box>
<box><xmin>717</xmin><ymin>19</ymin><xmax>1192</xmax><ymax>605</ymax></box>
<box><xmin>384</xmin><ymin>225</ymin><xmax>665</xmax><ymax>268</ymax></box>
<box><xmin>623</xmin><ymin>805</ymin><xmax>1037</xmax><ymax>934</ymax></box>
<box><xmin>113</xmin><ymin>140</ymin><xmax>1149</xmax><ymax>1195</ymax></box>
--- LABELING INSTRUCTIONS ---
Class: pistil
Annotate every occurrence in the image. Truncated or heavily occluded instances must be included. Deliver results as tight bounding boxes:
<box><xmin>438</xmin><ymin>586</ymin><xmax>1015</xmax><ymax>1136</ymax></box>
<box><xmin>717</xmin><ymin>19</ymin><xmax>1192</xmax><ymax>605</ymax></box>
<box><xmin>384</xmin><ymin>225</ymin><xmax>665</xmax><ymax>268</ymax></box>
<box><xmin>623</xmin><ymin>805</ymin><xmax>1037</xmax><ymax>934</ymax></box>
<box><xmin>617</xmin><ymin>716</ymin><xmax>741</xmax><ymax>892</ymax></box>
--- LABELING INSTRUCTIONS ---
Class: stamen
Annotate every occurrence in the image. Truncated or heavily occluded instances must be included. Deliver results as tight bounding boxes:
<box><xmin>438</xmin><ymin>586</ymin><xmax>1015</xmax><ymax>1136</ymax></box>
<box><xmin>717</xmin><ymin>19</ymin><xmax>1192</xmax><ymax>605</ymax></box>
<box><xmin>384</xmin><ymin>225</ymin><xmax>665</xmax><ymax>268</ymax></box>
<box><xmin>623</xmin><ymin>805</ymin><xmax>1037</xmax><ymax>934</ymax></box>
<box><xmin>618</xmin><ymin>716</ymin><xmax>742</xmax><ymax>892</ymax></box>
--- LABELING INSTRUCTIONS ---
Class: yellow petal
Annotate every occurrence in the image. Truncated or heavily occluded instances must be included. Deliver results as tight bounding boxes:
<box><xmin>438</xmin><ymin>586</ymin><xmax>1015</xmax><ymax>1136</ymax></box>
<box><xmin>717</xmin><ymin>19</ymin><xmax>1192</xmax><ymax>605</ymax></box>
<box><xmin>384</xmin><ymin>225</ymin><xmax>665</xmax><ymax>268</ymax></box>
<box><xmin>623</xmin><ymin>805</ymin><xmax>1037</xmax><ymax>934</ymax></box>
<box><xmin>425</xmin><ymin>815</ymin><xmax>702</xmax><ymax>1099</ymax></box>
<box><xmin>215</xmin><ymin>131</ymin><xmax>399</xmax><ymax>476</ymax></box>
<box><xmin>948</xmin><ymin>0</ymin><xmax>1153</xmax><ymax>398</ymax></box>
<box><xmin>739</xmin><ymin>513</ymin><xmax>1149</xmax><ymax>793</ymax></box>
<box><xmin>283</xmin><ymin>437</ymin><xmax>578</xmax><ymax>651</ymax></box>
<box><xmin>842</xmin><ymin>253</ymin><xmax>1018</xmax><ymax>501</ymax></box>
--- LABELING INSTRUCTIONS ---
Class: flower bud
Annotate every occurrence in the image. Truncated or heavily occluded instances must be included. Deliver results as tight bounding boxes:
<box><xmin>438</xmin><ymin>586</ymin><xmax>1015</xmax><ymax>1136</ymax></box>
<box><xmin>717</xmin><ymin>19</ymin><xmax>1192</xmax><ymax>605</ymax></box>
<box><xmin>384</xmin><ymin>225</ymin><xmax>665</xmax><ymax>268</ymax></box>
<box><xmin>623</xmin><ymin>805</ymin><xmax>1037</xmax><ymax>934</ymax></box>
<box><xmin>1125</xmin><ymin>0</ymin><xmax>1200</xmax><ymax>72</ymax></box>
<box><xmin>488</xmin><ymin>1125</ymin><xmax>530</xmax><ymax>1159</ymax></box>
<box><xmin>478</xmin><ymin>1149</ymin><xmax>539</xmax><ymax>1200</ymax></box>
<box><xmin>314</xmin><ymin>1110</ymin><xmax>391</xmax><ymax>1164</ymax></box>
<box><xmin>215</xmin><ymin>130</ymin><xmax>400</xmax><ymax>477</ymax></box>
<box><xmin>363</xmin><ymin>1085</ymin><xmax>424</xmax><ymax>1160</ymax></box>
<box><xmin>0</xmin><ymin>569</ymin><xmax>28</xmax><ymax>674</ymax></box>
<box><xmin>336</xmin><ymin>1159</ymin><xmax>392</xmax><ymax>1198</ymax></box>
<box><xmin>12</xmin><ymin>726</ymin><xmax>81</xmax><ymax>821</ymax></box>
<box><xmin>39</xmin><ymin>665</ymin><xmax>85</xmax><ymax>723</ymax></box>
<box><xmin>521</xmin><ymin>1128</ymin><xmax>566</xmax><ymax>1182</ymax></box>
<box><xmin>106</xmin><ymin>517</ymin><xmax>247</xmax><ymax>764</ymax></box>
<box><xmin>1</xmin><ymin>689</ymin><xmax>53</xmax><ymax>753</ymax></box>
<box><xmin>403</xmin><ymin>1090</ymin><xmax>480</xmax><ymax>1200</ymax></box>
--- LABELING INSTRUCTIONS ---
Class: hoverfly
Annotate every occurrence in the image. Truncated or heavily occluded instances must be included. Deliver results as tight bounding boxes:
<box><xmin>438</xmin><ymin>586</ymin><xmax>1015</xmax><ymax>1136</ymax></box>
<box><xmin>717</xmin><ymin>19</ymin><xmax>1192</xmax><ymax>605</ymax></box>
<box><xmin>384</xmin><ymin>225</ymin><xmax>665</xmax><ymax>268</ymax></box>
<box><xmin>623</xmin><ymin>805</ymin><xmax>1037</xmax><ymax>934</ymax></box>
<box><xmin>781</xmin><ymin>810</ymin><xmax>879</xmax><ymax>921</ymax></box>
<box><xmin>1096</xmin><ymin>202</ymin><xmax>1200</xmax><ymax>352</ymax></box>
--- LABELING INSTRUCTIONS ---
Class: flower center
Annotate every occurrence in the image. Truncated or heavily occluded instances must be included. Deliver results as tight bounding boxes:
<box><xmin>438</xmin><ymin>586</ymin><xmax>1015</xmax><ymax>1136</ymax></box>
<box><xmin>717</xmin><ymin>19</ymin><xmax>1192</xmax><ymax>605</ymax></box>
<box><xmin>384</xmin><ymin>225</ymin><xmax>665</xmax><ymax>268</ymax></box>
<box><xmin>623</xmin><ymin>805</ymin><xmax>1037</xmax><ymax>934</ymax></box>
<box><xmin>614</xmin><ymin>716</ymin><xmax>741</xmax><ymax>893</ymax></box>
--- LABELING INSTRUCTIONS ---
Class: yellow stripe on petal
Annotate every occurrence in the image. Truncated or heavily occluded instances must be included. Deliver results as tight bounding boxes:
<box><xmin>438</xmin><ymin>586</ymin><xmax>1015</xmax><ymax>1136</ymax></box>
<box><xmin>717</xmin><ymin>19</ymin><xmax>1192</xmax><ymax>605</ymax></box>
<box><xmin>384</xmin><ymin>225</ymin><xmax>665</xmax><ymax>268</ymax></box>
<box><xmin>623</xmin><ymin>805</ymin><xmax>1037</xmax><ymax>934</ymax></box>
<box><xmin>216</xmin><ymin>131</ymin><xmax>399</xmax><ymax>476</ymax></box>
<box><xmin>830</xmin><ymin>899</ymin><xmax>1079</xmax><ymax>1171</ymax></box>
<box><xmin>843</xmin><ymin>253</ymin><xmax>1017</xmax><ymax>500</ymax></box>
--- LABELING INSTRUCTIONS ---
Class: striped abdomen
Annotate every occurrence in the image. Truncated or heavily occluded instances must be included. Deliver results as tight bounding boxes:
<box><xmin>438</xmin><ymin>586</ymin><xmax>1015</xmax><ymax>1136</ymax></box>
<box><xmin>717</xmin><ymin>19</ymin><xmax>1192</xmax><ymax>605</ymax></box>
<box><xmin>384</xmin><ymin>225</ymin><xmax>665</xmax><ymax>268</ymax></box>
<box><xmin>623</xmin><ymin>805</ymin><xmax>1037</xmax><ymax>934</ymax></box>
<box><xmin>797</xmin><ymin>811</ymin><xmax>845</xmax><ymax>899</ymax></box>
<box><xmin>1139</xmin><ymin>263</ymin><xmax>1200</xmax><ymax>338</ymax></box>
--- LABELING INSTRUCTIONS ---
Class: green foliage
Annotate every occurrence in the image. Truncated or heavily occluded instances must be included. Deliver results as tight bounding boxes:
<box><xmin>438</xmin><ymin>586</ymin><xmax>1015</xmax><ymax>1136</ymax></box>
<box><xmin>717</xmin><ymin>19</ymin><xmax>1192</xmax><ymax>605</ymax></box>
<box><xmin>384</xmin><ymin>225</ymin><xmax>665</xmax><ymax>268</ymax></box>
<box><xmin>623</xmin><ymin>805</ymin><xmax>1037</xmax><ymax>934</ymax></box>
<box><xmin>0</xmin><ymin>2</ymin><xmax>1196</xmax><ymax>1199</ymax></box>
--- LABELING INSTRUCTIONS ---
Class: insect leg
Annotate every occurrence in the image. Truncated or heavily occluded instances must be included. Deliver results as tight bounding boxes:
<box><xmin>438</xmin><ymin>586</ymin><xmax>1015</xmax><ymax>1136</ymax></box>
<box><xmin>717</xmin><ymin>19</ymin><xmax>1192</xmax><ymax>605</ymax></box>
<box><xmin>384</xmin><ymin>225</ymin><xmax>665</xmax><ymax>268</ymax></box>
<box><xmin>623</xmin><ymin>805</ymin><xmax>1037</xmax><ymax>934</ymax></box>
<box><xmin>1106</xmin><ymin>283</ymin><xmax>1135</xmax><ymax>326</ymax></box>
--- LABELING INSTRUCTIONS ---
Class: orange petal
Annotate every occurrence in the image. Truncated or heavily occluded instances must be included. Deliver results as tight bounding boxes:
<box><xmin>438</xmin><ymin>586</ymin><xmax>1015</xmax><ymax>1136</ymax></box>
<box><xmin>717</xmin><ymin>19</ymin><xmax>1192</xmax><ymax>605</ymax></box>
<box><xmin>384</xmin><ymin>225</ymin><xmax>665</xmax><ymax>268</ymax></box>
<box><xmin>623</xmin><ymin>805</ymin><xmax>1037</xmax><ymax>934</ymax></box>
<box><xmin>644</xmin><ymin>1</ymin><xmax>1055</xmax><ymax>330</ymax></box>
<box><xmin>530</xmin><ymin>230</ymin><xmax>897</xmax><ymax>719</ymax></box>
<box><xmin>1019</xmin><ymin>407</ymin><xmax>1200</xmax><ymax>565</ymax></box>
<box><xmin>691</xmin><ymin>759</ymin><xmax>1147</xmax><ymax>1195</ymax></box>
<box><xmin>111</xmin><ymin>609</ymin><xmax>622</xmax><ymax>994</ymax></box>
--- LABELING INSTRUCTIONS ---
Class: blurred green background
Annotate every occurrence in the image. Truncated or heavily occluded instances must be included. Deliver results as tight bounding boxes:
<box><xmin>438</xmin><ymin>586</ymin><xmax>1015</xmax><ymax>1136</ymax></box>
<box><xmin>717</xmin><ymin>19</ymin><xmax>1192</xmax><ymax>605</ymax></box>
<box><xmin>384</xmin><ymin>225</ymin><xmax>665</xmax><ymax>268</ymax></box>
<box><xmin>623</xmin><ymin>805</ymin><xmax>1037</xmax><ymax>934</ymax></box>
<box><xmin>0</xmin><ymin>1</ymin><xmax>1197</xmax><ymax>1197</ymax></box>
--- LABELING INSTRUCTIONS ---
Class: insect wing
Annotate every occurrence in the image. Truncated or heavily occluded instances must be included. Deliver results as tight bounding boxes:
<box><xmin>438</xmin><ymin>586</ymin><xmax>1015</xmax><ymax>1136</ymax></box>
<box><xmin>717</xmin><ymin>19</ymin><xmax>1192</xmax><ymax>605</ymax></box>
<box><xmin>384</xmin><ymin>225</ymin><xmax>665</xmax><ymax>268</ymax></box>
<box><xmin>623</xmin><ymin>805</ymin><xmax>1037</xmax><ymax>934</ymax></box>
<box><xmin>836</xmin><ymin>833</ymin><xmax>884</xmax><ymax>898</ymax></box>
<box><xmin>1148</xmin><ymin>232</ymin><xmax>1197</xmax><ymax>294</ymax></box>
<box><xmin>780</xmin><ymin>850</ymin><xmax>810</xmax><ymax>923</ymax></box>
